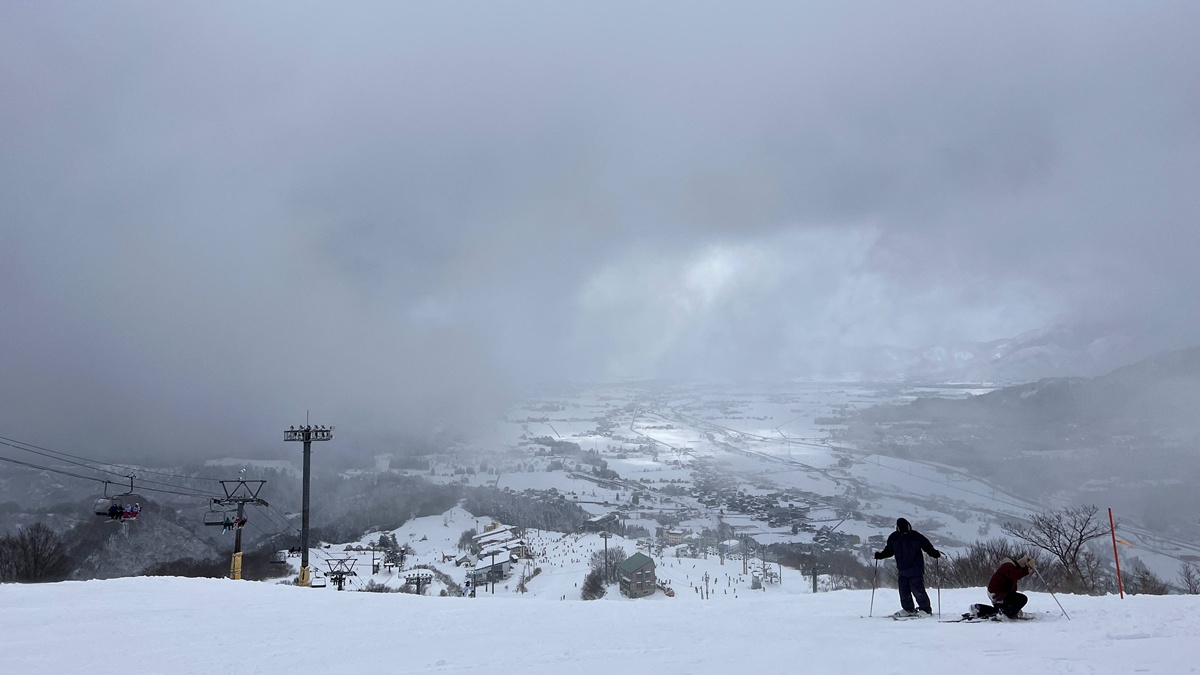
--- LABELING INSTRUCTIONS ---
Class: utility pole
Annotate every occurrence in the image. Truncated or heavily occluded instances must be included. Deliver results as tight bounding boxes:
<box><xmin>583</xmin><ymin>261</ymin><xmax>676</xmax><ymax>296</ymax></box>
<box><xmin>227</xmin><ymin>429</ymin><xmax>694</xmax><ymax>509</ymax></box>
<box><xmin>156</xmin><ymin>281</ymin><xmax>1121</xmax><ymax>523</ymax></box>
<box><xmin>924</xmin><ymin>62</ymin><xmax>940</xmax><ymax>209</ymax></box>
<box><xmin>212</xmin><ymin>480</ymin><xmax>269</xmax><ymax>580</ymax></box>
<box><xmin>488</xmin><ymin>550</ymin><xmax>499</xmax><ymax>593</ymax></box>
<box><xmin>600</xmin><ymin>530</ymin><xmax>613</xmax><ymax>584</ymax></box>
<box><xmin>367</xmin><ymin>545</ymin><xmax>385</xmax><ymax>575</ymax></box>
<box><xmin>761</xmin><ymin>544</ymin><xmax>768</xmax><ymax>587</ymax></box>
<box><xmin>285</xmin><ymin>422</ymin><xmax>334</xmax><ymax>587</ymax></box>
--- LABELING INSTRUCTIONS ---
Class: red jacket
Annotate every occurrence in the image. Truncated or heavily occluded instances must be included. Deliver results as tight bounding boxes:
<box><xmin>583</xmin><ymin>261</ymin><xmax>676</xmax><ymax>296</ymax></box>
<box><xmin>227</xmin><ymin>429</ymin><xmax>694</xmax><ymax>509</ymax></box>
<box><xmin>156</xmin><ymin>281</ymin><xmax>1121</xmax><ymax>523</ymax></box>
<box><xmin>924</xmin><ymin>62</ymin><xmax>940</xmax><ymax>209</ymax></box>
<box><xmin>987</xmin><ymin>559</ymin><xmax>1029</xmax><ymax>601</ymax></box>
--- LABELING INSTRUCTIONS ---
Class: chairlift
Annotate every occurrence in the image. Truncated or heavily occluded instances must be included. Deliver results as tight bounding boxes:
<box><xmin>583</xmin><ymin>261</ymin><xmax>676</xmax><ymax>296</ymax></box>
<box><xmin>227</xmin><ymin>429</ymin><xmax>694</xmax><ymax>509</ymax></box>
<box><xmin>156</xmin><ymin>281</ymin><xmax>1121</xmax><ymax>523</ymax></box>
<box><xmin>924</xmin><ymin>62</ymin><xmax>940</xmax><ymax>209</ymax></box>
<box><xmin>203</xmin><ymin>509</ymin><xmax>233</xmax><ymax>527</ymax></box>
<box><xmin>311</xmin><ymin>575</ymin><xmax>327</xmax><ymax>588</ymax></box>
<box><xmin>92</xmin><ymin>478</ymin><xmax>145</xmax><ymax>521</ymax></box>
<box><xmin>202</xmin><ymin>500</ymin><xmax>240</xmax><ymax>528</ymax></box>
<box><xmin>270</xmin><ymin>551</ymin><xmax>288</xmax><ymax>565</ymax></box>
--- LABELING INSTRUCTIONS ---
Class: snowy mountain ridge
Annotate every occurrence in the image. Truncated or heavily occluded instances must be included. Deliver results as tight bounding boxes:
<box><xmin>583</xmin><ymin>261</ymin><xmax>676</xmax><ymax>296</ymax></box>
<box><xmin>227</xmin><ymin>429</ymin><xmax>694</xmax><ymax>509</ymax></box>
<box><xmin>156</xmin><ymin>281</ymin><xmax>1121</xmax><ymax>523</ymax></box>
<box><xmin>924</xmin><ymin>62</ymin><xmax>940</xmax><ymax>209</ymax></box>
<box><xmin>854</xmin><ymin>323</ymin><xmax>1135</xmax><ymax>383</ymax></box>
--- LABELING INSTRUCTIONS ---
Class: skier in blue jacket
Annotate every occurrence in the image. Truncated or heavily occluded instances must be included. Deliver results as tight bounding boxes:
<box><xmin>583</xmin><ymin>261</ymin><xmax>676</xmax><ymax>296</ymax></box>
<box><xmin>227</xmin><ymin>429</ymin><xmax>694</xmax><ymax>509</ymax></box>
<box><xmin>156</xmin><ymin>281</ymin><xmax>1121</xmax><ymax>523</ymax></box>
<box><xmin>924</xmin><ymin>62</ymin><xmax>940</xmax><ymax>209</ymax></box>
<box><xmin>874</xmin><ymin>518</ymin><xmax>941</xmax><ymax>617</ymax></box>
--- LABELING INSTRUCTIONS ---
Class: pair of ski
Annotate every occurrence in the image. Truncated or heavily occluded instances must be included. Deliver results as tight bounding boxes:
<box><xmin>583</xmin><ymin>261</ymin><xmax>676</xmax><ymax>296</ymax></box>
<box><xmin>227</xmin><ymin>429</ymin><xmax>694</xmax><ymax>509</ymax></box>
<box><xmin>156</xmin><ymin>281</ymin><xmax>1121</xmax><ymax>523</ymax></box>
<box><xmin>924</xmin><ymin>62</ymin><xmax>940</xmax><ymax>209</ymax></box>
<box><xmin>940</xmin><ymin>614</ymin><xmax>1036</xmax><ymax>623</ymax></box>
<box><xmin>887</xmin><ymin>611</ymin><xmax>934</xmax><ymax>621</ymax></box>
<box><xmin>878</xmin><ymin>612</ymin><xmax>1035</xmax><ymax>623</ymax></box>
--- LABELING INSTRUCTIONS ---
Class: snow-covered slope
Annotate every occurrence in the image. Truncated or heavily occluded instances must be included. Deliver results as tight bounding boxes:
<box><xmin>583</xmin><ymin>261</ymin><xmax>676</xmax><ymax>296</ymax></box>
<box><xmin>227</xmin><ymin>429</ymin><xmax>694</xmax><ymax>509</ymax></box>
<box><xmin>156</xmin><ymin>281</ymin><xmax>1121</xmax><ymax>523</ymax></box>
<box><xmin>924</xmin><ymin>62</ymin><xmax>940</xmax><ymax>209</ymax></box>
<box><xmin>1</xmin><ymin>575</ymin><xmax>1195</xmax><ymax>674</ymax></box>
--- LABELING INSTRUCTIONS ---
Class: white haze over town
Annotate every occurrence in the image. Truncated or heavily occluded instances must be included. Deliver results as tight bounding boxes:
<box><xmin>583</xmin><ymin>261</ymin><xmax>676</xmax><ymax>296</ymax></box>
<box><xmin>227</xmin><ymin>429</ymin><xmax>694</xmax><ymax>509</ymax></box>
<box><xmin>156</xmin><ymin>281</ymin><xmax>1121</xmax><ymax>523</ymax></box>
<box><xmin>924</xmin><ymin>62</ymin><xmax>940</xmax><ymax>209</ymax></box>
<box><xmin>3</xmin><ymin>2</ymin><xmax>1200</xmax><ymax>462</ymax></box>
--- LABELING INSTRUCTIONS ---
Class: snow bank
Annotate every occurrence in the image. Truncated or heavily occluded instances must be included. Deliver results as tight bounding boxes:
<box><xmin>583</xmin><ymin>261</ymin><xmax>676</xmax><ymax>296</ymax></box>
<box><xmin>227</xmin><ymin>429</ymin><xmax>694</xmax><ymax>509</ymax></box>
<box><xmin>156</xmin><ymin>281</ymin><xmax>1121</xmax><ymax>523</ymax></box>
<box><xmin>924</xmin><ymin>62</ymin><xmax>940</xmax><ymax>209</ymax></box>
<box><xmin>2</xmin><ymin>577</ymin><xmax>1195</xmax><ymax>674</ymax></box>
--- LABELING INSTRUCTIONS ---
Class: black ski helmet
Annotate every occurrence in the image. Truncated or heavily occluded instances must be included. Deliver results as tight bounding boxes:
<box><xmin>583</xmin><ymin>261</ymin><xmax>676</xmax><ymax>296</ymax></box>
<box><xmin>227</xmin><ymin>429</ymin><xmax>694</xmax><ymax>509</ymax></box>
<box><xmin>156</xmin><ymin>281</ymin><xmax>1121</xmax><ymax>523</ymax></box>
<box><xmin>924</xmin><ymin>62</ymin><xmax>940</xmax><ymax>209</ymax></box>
<box><xmin>896</xmin><ymin>518</ymin><xmax>911</xmax><ymax>533</ymax></box>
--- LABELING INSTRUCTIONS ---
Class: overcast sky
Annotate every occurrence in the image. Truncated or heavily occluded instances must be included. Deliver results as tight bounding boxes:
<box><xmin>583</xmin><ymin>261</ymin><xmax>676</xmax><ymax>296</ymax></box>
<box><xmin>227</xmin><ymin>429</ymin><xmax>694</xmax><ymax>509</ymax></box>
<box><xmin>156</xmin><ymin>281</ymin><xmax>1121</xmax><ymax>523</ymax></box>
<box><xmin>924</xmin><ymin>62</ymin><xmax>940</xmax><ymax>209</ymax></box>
<box><xmin>2</xmin><ymin>2</ymin><xmax>1198</xmax><ymax>460</ymax></box>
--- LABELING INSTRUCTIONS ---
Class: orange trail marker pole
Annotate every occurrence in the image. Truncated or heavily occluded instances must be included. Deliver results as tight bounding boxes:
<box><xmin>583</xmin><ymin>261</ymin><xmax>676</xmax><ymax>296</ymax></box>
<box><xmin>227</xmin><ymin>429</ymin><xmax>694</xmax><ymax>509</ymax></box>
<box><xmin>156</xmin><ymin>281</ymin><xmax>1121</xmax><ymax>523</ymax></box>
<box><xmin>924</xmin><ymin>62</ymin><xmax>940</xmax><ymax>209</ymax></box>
<box><xmin>1109</xmin><ymin>507</ymin><xmax>1124</xmax><ymax>599</ymax></box>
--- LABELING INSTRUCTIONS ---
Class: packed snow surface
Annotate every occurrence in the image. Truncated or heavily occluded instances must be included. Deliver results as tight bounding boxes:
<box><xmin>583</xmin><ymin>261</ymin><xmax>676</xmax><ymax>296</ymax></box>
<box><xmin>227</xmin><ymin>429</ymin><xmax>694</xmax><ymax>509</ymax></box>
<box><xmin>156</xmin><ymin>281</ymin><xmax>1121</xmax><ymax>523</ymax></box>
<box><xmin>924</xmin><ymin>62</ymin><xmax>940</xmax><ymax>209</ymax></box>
<box><xmin>2</xmin><ymin>577</ymin><xmax>1196</xmax><ymax>674</ymax></box>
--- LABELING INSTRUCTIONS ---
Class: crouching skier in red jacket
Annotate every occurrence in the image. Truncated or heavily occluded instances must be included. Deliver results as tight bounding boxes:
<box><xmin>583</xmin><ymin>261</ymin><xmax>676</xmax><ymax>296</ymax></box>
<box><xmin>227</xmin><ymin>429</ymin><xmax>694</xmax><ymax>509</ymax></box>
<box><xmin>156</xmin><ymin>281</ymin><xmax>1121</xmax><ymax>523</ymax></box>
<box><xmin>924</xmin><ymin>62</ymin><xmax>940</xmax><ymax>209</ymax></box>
<box><xmin>975</xmin><ymin>555</ymin><xmax>1035</xmax><ymax>620</ymax></box>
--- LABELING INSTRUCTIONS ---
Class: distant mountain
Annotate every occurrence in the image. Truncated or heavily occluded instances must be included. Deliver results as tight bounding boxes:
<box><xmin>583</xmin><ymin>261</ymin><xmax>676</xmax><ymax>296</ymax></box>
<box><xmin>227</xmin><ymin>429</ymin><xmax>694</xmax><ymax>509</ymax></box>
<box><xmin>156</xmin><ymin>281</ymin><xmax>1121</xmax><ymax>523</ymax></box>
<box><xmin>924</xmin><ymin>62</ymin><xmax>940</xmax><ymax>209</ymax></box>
<box><xmin>839</xmin><ymin>345</ymin><xmax>1200</xmax><ymax>536</ymax></box>
<box><xmin>66</xmin><ymin>503</ymin><xmax>224</xmax><ymax>580</ymax></box>
<box><xmin>852</xmin><ymin>324</ymin><xmax>1137</xmax><ymax>384</ymax></box>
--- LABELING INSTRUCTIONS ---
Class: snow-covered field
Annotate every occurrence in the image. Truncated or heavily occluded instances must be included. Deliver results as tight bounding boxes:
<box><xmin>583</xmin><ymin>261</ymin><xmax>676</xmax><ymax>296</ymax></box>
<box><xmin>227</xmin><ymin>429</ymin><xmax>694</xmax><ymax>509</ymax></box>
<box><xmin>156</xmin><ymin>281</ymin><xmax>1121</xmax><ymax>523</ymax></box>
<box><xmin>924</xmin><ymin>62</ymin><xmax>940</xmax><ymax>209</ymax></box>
<box><xmin>452</xmin><ymin>382</ymin><xmax>1200</xmax><ymax>581</ymax></box>
<box><xmin>2</xmin><ymin>576</ymin><xmax>1195</xmax><ymax>674</ymax></box>
<box><xmin>11</xmin><ymin>507</ymin><xmax>1176</xmax><ymax>675</ymax></box>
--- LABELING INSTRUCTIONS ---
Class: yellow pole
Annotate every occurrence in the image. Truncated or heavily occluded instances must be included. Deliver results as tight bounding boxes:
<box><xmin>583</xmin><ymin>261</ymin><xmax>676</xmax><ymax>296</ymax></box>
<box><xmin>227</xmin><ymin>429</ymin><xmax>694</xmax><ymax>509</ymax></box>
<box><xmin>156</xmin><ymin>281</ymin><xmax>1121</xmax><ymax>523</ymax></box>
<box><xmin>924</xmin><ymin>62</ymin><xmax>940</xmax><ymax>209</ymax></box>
<box><xmin>230</xmin><ymin>552</ymin><xmax>243</xmax><ymax>580</ymax></box>
<box><xmin>298</xmin><ymin>566</ymin><xmax>311</xmax><ymax>587</ymax></box>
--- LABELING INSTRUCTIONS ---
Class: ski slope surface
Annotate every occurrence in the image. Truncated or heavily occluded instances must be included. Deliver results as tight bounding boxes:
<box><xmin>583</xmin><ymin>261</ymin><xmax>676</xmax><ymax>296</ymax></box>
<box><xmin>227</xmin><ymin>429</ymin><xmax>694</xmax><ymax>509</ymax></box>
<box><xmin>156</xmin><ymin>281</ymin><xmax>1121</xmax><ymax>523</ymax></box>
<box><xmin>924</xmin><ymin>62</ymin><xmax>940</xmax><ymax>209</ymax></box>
<box><xmin>2</xmin><ymin>577</ymin><xmax>1196</xmax><ymax>674</ymax></box>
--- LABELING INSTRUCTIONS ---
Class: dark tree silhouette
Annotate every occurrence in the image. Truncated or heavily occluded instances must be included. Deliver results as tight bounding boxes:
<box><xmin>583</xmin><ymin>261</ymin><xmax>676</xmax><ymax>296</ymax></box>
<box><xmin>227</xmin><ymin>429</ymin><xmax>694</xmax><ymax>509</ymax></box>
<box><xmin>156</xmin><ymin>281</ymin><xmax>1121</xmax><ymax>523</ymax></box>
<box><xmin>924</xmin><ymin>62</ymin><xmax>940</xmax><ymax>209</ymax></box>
<box><xmin>581</xmin><ymin>569</ymin><xmax>606</xmax><ymax>600</ymax></box>
<box><xmin>0</xmin><ymin>522</ymin><xmax>70</xmax><ymax>583</ymax></box>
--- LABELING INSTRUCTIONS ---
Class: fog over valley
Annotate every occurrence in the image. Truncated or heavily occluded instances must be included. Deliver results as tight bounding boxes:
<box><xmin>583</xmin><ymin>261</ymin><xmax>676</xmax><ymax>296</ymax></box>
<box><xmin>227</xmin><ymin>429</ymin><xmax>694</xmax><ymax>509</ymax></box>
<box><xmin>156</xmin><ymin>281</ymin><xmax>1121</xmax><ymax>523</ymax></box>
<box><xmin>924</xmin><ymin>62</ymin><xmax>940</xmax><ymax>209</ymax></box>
<box><xmin>3</xmin><ymin>2</ymin><xmax>1199</xmax><ymax>460</ymax></box>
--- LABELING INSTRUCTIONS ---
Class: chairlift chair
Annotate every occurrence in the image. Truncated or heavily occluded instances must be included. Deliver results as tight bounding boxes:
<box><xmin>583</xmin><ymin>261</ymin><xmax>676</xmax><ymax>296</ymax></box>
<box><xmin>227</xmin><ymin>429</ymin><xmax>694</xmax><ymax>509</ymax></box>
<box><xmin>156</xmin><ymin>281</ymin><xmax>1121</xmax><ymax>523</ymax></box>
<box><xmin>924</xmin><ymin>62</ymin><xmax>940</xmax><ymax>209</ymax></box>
<box><xmin>93</xmin><ymin>479</ymin><xmax>145</xmax><ymax>521</ymax></box>
<box><xmin>270</xmin><ymin>551</ymin><xmax>288</xmax><ymax>565</ymax></box>
<box><xmin>311</xmin><ymin>575</ymin><xmax>327</xmax><ymax>588</ymax></box>
<box><xmin>203</xmin><ymin>509</ymin><xmax>231</xmax><ymax>527</ymax></box>
<box><xmin>203</xmin><ymin>500</ymin><xmax>237</xmax><ymax>527</ymax></box>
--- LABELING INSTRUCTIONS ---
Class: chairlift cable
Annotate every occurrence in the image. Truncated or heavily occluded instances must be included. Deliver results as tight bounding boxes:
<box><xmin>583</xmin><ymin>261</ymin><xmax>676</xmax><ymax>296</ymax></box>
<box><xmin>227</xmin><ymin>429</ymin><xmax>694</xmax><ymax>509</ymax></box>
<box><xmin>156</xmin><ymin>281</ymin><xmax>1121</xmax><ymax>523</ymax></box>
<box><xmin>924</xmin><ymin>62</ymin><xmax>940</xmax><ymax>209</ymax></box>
<box><xmin>0</xmin><ymin>454</ymin><xmax>217</xmax><ymax>499</ymax></box>
<box><xmin>255</xmin><ymin>504</ymin><xmax>296</xmax><ymax>533</ymax></box>
<box><xmin>250</xmin><ymin>504</ymin><xmax>293</xmax><ymax>535</ymax></box>
<box><xmin>0</xmin><ymin>438</ymin><xmax>136</xmax><ymax>480</ymax></box>
<box><xmin>0</xmin><ymin>453</ymin><xmax>112</xmax><ymax>485</ymax></box>
<box><xmin>256</xmin><ymin>505</ymin><xmax>339</xmax><ymax>569</ymax></box>
<box><xmin>0</xmin><ymin>435</ymin><xmax>228</xmax><ymax>492</ymax></box>
<box><xmin>0</xmin><ymin>433</ymin><xmax>225</xmax><ymax>482</ymax></box>
<box><xmin>266</xmin><ymin>504</ymin><xmax>303</xmax><ymax>533</ymax></box>
<box><xmin>0</xmin><ymin>437</ymin><xmax>227</xmax><ymax>498</ymax></box>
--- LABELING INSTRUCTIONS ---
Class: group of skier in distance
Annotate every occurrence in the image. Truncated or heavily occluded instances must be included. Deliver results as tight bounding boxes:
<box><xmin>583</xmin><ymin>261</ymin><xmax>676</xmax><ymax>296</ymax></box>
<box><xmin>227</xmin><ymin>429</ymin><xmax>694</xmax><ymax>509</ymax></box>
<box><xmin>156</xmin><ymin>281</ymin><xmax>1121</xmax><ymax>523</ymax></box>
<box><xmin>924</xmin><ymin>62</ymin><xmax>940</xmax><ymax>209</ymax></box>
<box><xmin>874</xmin><ymin>517</ymin><xmax>1035</xmax><ymax>621</ymax></box>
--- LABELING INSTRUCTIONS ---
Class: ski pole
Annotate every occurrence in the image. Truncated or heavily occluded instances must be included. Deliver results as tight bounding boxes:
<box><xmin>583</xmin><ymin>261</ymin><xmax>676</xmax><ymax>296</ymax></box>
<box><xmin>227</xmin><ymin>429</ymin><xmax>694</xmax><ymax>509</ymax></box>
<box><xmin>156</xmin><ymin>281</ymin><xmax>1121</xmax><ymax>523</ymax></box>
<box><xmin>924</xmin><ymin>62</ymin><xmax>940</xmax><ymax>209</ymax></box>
<box><xmin>869</xmin><ymin>558</ymin><xmax>878</xmax><ymax>617</ymax></box>
<box><xmin>1033</xmin><ymin>567</ymin><xmax>1071</xmax><ymax>620</ymax></box>
<box><xmin>935</xmin><ymin>557</ymin><xmax>941</xmax><ymax>618</ymax></box>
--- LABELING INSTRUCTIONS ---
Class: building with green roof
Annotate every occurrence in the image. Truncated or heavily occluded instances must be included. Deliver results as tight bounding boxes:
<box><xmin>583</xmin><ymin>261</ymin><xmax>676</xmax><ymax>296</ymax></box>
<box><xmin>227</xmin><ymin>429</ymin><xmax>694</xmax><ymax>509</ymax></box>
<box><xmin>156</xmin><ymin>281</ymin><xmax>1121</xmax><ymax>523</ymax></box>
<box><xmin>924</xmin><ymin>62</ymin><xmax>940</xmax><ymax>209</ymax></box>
<box><xmin>617</xmin><ymin>552</ymin><xmax>656</xmax><ymax>598</ymax></box>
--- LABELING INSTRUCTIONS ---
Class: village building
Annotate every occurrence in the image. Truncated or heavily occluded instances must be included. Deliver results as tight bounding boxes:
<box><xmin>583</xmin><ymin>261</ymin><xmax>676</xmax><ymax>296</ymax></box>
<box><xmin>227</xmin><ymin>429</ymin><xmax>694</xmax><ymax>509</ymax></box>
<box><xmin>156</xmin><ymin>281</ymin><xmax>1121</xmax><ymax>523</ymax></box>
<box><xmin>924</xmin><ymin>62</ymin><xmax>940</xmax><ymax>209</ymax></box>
<box><xmin>473</xmin><ymin>525</ymin><xmax>517</xmax><ymax>548</ymax></box>
<box><xmin>503</xmin><ymin>539</ymin><xmax>530</xmax><ymax>559</ymax></box>
<box><xmin>617</xmin><ymin>552</ymin><xmax>656</xmax><ymax>599</ymax></box>
<box><xmin>583</xmin><ymin>512</ymin><xmax>620</xmax><ymax>532</ymax></box>
<box><xmin>472</xmin><ymin>524</ymin><xmax>530</xmax><ymax>559</ymax></box>
<box><xmin>470</xmin><ymin>555</ymin><xmax>512</xmax><ymax>586</ymax></box>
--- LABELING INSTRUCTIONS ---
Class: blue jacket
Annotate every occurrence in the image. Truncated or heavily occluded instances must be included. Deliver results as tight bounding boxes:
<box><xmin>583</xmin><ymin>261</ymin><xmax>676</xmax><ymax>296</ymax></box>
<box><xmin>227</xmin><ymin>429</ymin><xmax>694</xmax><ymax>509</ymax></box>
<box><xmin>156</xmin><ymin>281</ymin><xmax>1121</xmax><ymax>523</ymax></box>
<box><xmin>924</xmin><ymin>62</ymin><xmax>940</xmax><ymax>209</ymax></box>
<box><xmin>878</xmin><ymin>528</ymin><xmax>938</xmax><ymax>578</ymax></box>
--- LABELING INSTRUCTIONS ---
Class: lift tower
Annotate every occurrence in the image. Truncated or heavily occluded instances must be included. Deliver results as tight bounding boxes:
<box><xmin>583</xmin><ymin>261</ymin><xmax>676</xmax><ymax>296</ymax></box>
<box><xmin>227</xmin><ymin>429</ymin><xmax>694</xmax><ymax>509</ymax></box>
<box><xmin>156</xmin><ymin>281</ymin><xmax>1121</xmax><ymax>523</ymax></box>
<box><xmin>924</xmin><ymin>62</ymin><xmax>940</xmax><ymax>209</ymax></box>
<box><xmin>285</xmin><ymin>423</ymin><xmax>333</xmax><ymax>586</ymax></box>
<box><xmin>213</xmin><ymin>479</ymin><xmax>268</xmax><ymax>580</ymax></box>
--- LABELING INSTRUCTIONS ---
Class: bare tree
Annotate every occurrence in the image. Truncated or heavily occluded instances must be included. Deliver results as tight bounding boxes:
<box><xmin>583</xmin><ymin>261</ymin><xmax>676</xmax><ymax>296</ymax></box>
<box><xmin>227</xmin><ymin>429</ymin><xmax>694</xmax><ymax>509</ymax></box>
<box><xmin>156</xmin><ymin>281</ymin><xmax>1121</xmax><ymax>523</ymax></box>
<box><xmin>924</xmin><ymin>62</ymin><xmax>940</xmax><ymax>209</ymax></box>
<box><xmin>456</xmin><ymin>528</ymin><xmax>478</xmax><ymax>554</ymax></box>
<box><xmin>1177</xmin><ymin>562</ymin><xmax>1200</xmax><ymax>594</ymax></box>
<box><xmin>939</xmin><ymin>539</ymin><xmax>1057</xmax><ymax>591</ymax></box>
<box><xmin>589</xmin><ymin>545</ymin><xmax>627</xmax><ymax>585</ymax></box>
<box><xmin>1123</xmin><ymin>567</ymin><xmax>1170</xmax><ymax>595</ymax></box>
<box><xmin>1075</xmin><ymin>550</ymin><xmax>1113</xmax><ymax>595</ymax></box>
<box><xmin>1002</xmin><ymin>504</ymin><xmax>1109</xmax><ymax>594</ymax></box>
<box><xmin>0</xmin><ymin>522</ymin><xmax>69</xmax><ymax>583</ymax></box>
